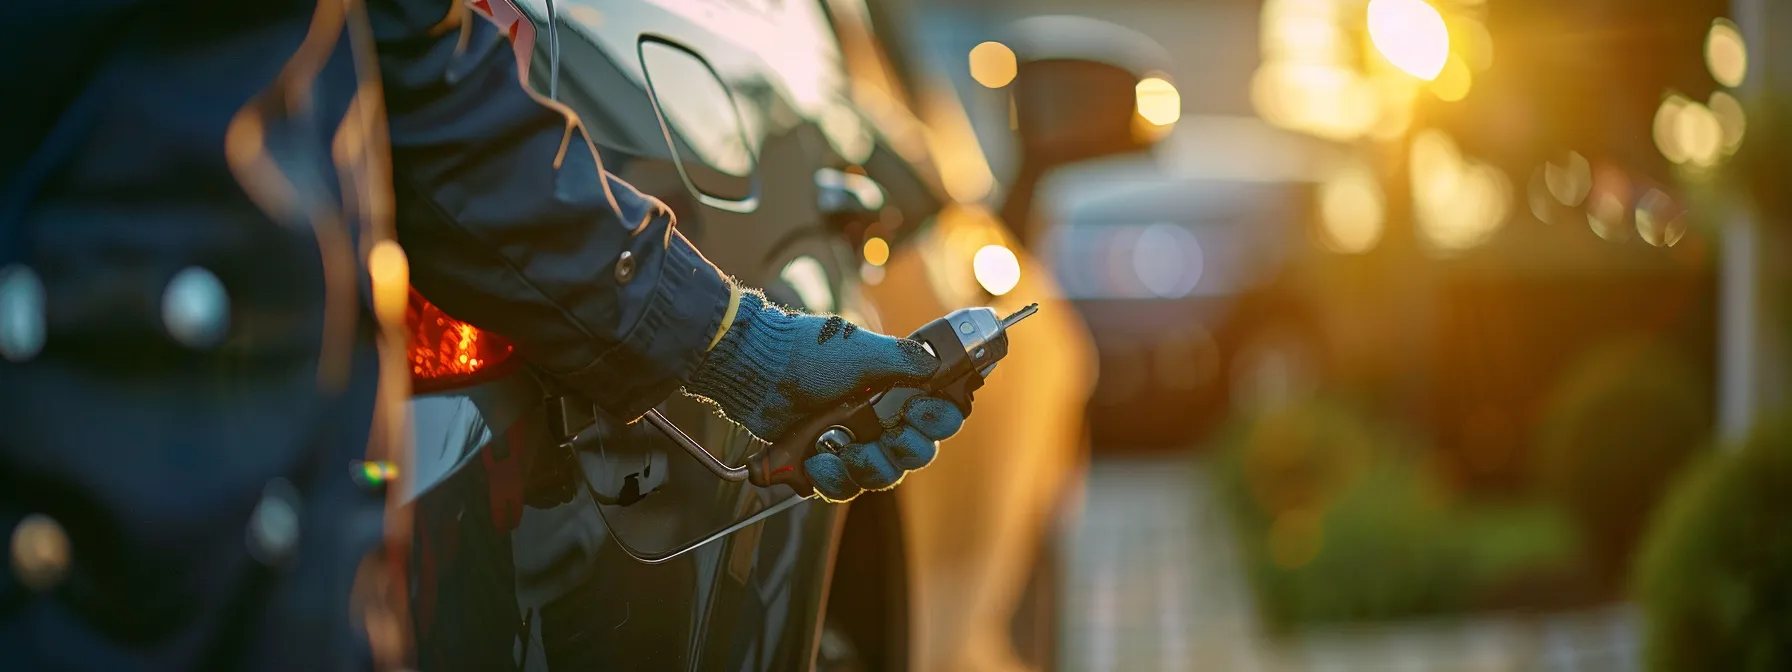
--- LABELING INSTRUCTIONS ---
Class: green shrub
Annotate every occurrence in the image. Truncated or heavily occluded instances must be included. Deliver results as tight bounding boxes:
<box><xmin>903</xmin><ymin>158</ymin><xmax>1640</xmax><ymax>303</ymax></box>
<box><xmin>1214</xmin><ymin>398</ymin><xmax>1577</xmax><ymax>632</ymax></box>
<box><xmin>1635</xmin><ymin>412</ymin><xmax>1792</xmax><ymax>672</ymax></box>
<box><xmin>1532</xmin><ymin>337</ymin><xmax>1710</xmax><ymax>589</ymax></box>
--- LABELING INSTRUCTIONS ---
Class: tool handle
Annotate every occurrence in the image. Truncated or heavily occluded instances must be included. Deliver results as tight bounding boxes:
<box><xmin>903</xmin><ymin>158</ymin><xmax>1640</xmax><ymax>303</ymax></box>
<box><xmin>743</xmin><ymin>312</ymin><xmax>992</xmax><ymax>495</ymax></box>
<box><xmin>745</xmin><ymin>391</ymin><xmax>885</xmax><ymax>495</ymax></box>
<box><xmin>744</xmin><ymin>374</ymin><xmax>982</xmax><ymax>495</ymax></box>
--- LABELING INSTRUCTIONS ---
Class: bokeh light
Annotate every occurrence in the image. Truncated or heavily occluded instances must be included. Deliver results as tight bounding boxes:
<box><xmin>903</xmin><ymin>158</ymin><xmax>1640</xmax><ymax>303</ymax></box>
<box><xmin>1588</xmin><ymin>191</ymin><xmax>1630</xmax><ymax>242</ymax></box>
<box><xmin>1410</xmin><ymin>128</ymin><xmax>1462</xmax><ymax>196</ymax></box>
<box><xmin>1132</xmin><ymin>223</ymin><xmax>1203</xmax><ymax>298</ymax></box>
<box><xmin>368</xmin><ymin>240</ymin><xmax>409</xmax><ymax>328</ymax></box>
<box><xmin>1708</xmin><ymin>90</ymin><xmax>1747</xmax><ymax>155</ymax></box>
<box><xmin>1705</xmin><ymin>18</ymin><xmax>1747</xmax><ymax>89</ymax></box>
<box><xmin>1367</xmin><ymin>0</ymin><xmax>1450</xmax><ymax>80</ymax></box>
<box><xmin>972</xmin><ymin>244</ymin><xmax>1021</xmax><ymax>296</ymax></box>
<box><xmin>1677</xmin><ymin>100</ymin><xmax>1725</xmax><ymax>168</ymax></box>
<box><xmin>859</xmin><ymin>263</ymin><xmax>885</xmax><ymax>286</ymax></box>
<box><xmin>1635</xmin><ymin>189</ymin><xmax>1689</xmax><ymax>248</ymax></box>
<box><xmin>1253</xmin><ymin>0</ymin><xmax>1449</xmax><ymax>142</ymax></box>
<box><xmin>1528</xmin><ymin>167</ymin><xmax>1556</xmax><ymax>224</ymax></box>
<box><xmin>352</xmin><ymin>460</ymin><xmax>401</xmax><ymax>490</ymax></box>
<box><xmin>1319</xmin><ymin>164</ymin><xmax>1386</xmax><ymax>254</ymax></box>
<box><xmin>1586</xmin><ymin>164</ymin><xmax>1632</xmax><ymax>244</ymax></box>
<box><xmin>1653</xmin><ymin>94</ymin><xmax>1691</xmax><ymax>165</ymax></box>
<box><xmin>1411</xmin><ymin>129</ymin><xmax>1511</xmax><ymax>252</ymax></box>
<box><xmin>862</xmin><ymin>236</ymin><xmax>890</xmax><ymax>266</ymax></box>
<box><xmin>1135</xmin><ymin>76</ymin><xmax>1182</xmax><ymax>126</ymax></box>
<box><xmin>1641</xmin><ymin>93</ymin><xmax>1727</xmax><ymax>168</ymax></box>
<box><xmin>968</xmin><ymin>41</ymin><xmax>1017</xmax><ymax>88</ymax></box>
<box><xmin>1544</xmin><ymin>151</ymin><xmax>1592</xmax><ymax>207</ymax></box>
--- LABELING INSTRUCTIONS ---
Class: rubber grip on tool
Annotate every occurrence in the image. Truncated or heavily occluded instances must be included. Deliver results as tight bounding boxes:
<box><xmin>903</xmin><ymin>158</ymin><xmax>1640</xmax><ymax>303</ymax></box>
<box><xmin>746</xmin><ymin>395</ymin><xmax>881</xmax><ymax>495</ymax></box>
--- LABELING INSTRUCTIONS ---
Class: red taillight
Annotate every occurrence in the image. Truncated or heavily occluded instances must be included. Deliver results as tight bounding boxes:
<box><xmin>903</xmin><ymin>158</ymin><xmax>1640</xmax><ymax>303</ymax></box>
<box><xmin>407</xmin><ymin>288</ymin><xmax>518</xmax><ymax>394</ymax></box>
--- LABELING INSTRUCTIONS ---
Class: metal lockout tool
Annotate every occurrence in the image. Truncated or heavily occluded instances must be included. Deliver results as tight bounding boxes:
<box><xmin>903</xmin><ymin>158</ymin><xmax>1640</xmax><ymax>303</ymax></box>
<box><xmin>639</xmin><ymin>303</ymin><xmax>1041</xmax><ymax>497</ymax></box>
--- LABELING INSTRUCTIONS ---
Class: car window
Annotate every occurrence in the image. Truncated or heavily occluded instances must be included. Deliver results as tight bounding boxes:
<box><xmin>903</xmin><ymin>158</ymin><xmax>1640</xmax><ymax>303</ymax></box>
<box><xmin>639</xmin><ymin>38</ymin><xmax>757</xmax><ymax>201</ymax></box>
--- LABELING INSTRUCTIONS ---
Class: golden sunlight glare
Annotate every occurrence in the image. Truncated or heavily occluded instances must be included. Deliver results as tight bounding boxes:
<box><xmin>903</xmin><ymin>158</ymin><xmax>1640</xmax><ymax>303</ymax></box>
<box><xmin>1367</xmin><ymin>0</ymin><xmax>1450</xmax><ymax>80</ymax></box>
<box><xmin>1430</xmin><ymin>55</ymin><xmax>1472</xmax><ymax>102</ymax></box>
<box><xmin>1456</xmin><ymin>17</ymin><xmax>1494</xmax><ymax>72</ymax></box>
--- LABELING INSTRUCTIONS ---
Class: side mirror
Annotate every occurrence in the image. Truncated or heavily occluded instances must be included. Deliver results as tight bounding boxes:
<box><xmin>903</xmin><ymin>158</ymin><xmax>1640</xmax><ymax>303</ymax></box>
<box><xmin>1001</xmin><ymin>58</ymin><xmax>1170</xmax><ymax>246</ymax></box>
<box><xmin>996</xmin><ymin>16</ymin><xmax>1176</xmax><ymax>246</ymax></box>
<box><xmin>1011</xmin><ymin>59</ymin><xmax>1159</xmax><ymax>168</ymax></box>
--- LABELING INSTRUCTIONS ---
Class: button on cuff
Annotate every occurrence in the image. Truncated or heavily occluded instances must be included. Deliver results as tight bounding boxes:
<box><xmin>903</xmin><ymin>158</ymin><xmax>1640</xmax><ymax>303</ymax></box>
<box><xmin>614</xmin><ymin>250</ymin><xmax>637</xmax><ymax>284</ymax></box>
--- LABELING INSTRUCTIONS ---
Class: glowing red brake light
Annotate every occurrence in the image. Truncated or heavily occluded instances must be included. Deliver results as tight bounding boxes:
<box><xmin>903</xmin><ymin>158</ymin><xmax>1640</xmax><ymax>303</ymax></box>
<box><xmin>407</xmin><ymin>288</ymin><xmax>518</xmax><ymax>394</ymax></box>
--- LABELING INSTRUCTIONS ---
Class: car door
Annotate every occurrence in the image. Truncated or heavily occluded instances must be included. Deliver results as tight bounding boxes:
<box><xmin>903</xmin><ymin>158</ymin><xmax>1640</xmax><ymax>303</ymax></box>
<box><xmin>491</xmin><ymin>1</ymin><xmax>868</xmax><ymax>669</ymax></box>
<box><xmin>515</xmin><ymin>0</ymin><xmax>854</xmax><ymax>546</ymax></box>
<box><xmin>407</xmin><ymin>0</ymin><xmax>922</xmax><ymax>667</ymax></box>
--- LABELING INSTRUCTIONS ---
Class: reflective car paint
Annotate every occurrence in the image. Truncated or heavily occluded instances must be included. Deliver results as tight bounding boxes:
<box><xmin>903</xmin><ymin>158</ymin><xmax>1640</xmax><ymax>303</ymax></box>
<box><xmin>861</xmin><ymin>203</ymin><xmax>1097</xmax><ymax>672</ymax></box>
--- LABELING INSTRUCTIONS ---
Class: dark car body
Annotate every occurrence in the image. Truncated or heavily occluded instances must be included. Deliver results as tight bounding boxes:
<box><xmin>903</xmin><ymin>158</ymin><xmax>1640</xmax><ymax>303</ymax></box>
<box><xmin>401</xmin><ymin>1</ymin><xmax>943</xmax><ymax>668</ymax></box>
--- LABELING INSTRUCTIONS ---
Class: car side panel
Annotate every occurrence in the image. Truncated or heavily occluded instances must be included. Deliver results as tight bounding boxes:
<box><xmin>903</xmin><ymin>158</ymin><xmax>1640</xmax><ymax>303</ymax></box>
<box><xmin>405</xmin><ymin>0</ymin><xmax>858</xmax><ymax>669</ymax></box>
<box><xmin>407</xmin><ymin>374</ymin><xmax>842</xmax><ymax>671</ymax></box>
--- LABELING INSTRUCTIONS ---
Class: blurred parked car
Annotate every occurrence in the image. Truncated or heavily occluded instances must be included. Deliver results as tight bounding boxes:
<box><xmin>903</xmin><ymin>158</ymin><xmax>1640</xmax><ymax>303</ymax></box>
<box><xmin>1033</xmin><ymin>120</ymin><xmax>1340</xmax><ymax>449</ymax></box>
<box><xmin>397</xmin><ymin>0</ymin><xmax>1141</xmax><ymax>669</ymax></box>
<box><xmin>1035</xmin><ymin>113</ymin><xmax>1716</xmax><ymax>490</ymax></box>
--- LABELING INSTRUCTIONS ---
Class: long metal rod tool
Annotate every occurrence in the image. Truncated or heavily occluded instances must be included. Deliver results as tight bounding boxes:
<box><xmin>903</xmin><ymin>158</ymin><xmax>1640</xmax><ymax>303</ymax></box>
<box><xmin>647</xmin><ymin>303</ymin><xmax>1041</xmax><ymax>486</ymax></box>
<box><xmin>643</xmin><ymin>409</ymin><xmax>750</xmax><ymax>482</ymax></box>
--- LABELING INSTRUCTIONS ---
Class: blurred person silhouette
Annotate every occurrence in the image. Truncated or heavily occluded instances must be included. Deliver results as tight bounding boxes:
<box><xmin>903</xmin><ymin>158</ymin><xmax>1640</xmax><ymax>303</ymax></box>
<box><xmin>0</xmin><ymin>1</ymin><xmax>967</xmax><ymax>669</ymax></box>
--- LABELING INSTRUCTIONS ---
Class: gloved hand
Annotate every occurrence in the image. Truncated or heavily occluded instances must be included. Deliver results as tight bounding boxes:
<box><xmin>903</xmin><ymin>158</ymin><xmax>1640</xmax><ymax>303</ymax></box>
<box><xmin>686</xmin><ymin>290</ymin><xmax>967</xmax><ymax>501</ymax></box>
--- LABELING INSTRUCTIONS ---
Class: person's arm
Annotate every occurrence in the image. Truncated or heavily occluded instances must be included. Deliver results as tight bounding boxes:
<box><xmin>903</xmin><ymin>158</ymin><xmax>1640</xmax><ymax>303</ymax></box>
<box><xmin>371</xmin><ymin>2</ymin><xmax>733</xmax><ymax>420</ymax></box>
<box><xmin>368</xmin><ymin>1</ymin><xmax>967</xmax><ymax>501</ymax></box>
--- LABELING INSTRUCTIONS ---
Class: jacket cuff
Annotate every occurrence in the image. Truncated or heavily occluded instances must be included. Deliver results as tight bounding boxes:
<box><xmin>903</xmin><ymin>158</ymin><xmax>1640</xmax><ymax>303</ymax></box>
<box><xmin>683</xmin><ymin>290</ymin><xmax>799</xmax><ymax>424</ymax></box>
<box><xmin>554</xmin><ymin>230</ymin><xmax>731</xmax><ymax>421</ymax></box>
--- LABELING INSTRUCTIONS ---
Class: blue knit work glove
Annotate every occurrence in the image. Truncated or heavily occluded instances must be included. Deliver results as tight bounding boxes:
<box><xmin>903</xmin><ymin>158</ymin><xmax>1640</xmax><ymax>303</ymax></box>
<box><xmin>686</xmin><ymin>290</ymin><xmax>967</xmax><ymax>501</ymax></box>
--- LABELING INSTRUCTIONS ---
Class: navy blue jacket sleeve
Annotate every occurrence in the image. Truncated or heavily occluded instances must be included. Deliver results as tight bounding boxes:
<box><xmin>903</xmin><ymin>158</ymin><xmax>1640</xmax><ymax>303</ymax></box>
<box><xmin>371</xmin><ymin>2</ymin><xmax>731</xmax><ymax>420</ymax></box>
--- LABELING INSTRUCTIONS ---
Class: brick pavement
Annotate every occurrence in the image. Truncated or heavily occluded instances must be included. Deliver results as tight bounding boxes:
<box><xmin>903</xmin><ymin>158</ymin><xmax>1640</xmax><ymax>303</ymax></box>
<box><xmin>1060</xmin><ymin>456</ymin><xmax>1641</xmax><ymax>672</ymax></box>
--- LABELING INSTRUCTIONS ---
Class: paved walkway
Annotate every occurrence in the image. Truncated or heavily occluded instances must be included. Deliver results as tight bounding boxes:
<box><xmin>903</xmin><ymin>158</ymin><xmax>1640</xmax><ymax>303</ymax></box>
<box><xmin>1061</xmin><ymin>456</ymin><xmax>1642</xmax><ymax>672</ymax></box>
